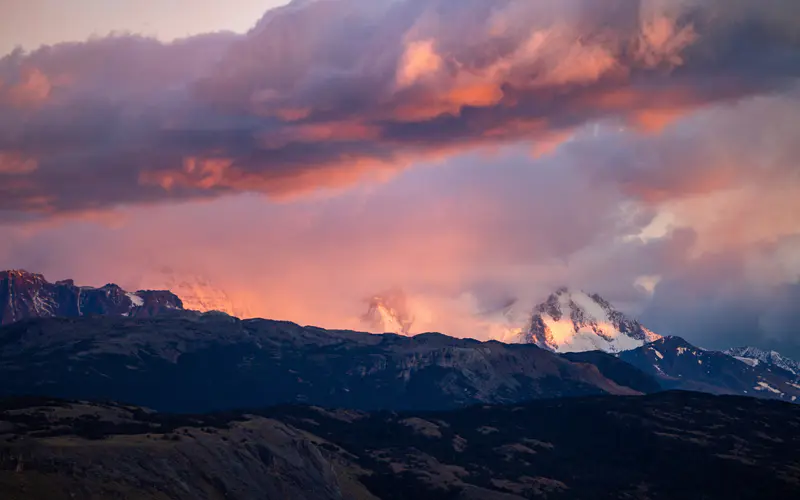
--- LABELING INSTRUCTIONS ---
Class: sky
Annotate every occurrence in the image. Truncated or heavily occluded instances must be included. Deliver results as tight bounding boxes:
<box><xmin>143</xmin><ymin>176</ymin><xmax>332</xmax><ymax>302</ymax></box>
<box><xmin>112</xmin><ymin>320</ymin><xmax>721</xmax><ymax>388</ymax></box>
<box><xmin>0</xmin><ymin>0</ymin><xmax>290</xmax><ymax>55</ymax></box>
<box><xmin>1</xmin><ymin>0</ymin><xmax>799</xmax><ymax>356</ymax></box>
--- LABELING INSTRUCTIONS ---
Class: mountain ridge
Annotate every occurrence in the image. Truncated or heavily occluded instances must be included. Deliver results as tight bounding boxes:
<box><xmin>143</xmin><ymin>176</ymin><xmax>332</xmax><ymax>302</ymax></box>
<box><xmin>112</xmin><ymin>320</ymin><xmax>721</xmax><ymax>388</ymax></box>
<box><xmin>725</xmin><ymin>346</ymin><xmax>800</xmax><ymax>376</ymax></box>
<box><xmin>1</xmin><ymin>269</ymin><xmax>183</xmax><ymax>325</ymax></box>
<box><xmin>0</xmin><ymin>313</ymin><xmax>654</xmax><ymax>413</ymax></box>
<box><xmin>619</xmin><ymin>336</ymin><xmax>800</xmax><ymax>403</ymax></box>
<box><xmin>4</xmin><ymin>269</ymin><xmax>799</xmax><ymax>409</ymax></box>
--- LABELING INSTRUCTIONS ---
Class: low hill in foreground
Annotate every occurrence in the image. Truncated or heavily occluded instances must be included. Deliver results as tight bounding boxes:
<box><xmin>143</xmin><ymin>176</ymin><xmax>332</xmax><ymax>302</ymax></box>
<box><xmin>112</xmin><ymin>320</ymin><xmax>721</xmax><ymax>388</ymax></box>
<box><xmin>1</xmin><ymin>392</ymin><xmax>799</xmax><ymax>499</ymax></box>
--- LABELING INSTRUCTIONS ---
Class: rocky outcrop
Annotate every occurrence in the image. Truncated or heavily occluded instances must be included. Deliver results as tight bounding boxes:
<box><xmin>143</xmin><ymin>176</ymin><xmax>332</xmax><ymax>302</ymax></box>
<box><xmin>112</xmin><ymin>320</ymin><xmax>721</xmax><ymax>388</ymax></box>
<box><xmin>0</xmin><ymin>270</ymin><xmax>183</xmax><ymax>325</ymax></box>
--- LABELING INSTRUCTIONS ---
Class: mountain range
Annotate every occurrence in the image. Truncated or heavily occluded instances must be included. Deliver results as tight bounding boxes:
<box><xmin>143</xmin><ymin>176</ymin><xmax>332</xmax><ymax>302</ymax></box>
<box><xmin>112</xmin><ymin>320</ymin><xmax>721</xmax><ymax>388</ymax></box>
<box><xmin>1</xmin><ymin>270</ymin><xmax>183</xmax><ymax>325</ymax></box>
<box><xmin>725</xmin><ymin>346</ymin><xmax>800</xmax><ymax>375</ymax></box>
<box><xmin>0</xmin><ymin>313</ymin><xmax>655</xmax><ymax>413</ymax></box>
<box><xmin>620</xmin><ymin>336</ymin><xmax>800</xmax><ymax>403</ymax></box>
<box><xmin>1</xmin><ymin>269</ymin><xmax>799</xmax><ymax>408</ymax></box>
<box><xmin>500</xmin><ymin>287</ymin><xmax>800</xmax><ymax>403</ymax></box>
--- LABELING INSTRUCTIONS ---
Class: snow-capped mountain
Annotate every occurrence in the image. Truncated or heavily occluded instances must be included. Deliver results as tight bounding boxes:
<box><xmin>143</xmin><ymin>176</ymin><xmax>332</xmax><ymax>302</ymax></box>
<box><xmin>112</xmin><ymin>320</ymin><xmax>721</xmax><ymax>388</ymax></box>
<box><xmin>620</xmin><ymin>337</ymin><xmax>800</xmax><ymax>403</ymax></box>
<box><xmin>724</xmin><ymin>346</ymin><xmax>800</xmax><ymax>377</ymax></box>
<box><xmin>0</xmin><ymin>269</ymin><xmax>183</xmax><ymax>325</ymax></box>
<box><xmin>137</xmin><ymin>268</ymin><xmax>250</xmax><ymax>318</ymax></box>
<box><xmin>503</xmin><ymin>288</ymin><xmax>661</xmax><ymax>353</ymax></box>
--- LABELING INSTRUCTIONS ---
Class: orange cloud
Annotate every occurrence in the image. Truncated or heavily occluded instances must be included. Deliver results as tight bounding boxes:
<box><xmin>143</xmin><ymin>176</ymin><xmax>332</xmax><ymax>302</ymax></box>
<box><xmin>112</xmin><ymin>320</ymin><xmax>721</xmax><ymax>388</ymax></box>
<box><xmin>257</xmin><ymin>121</ymin><xmax>381</xmax><ymax>149</ymax></box>
<box><xmin>396</xmin><ymin>39</ymin><xmax>443</xmax><ymax>88</ymax></box>
<box><xmin>634</xmin><ymin>15</ymin><xmax>698</xmax><ymax>69</ymax></box>
<box><xmin>0</xmin><ymin>152</ymin><xmax>38</xmax><ymax>174</ymax></box>
<box><xmin>0</xmin><ymin>67</ymin><xmax>51</xmax><ymax>109</ymax></box>
<box><xmin>139</xmin><ymin>154</ymin><xmax>404</xmax><ymax>200</ymax></box>
<box><xmin>0</xmin><ymin>0</ymin><xmax>797</xmax><ymax>224</ymax></box>
<box><xmin>631</xmin><ymin>107</ymin><xmax>693</xmax><ymax>133</ymax></box>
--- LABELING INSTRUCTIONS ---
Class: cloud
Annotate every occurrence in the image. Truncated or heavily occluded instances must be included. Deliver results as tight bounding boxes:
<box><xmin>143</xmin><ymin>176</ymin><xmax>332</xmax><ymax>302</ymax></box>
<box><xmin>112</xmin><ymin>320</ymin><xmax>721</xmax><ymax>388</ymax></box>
<box><xmin>0</xmin><ymin>67</ymin><xmax>51</xmax><ymax>108</ymax></box>
<box><xmin>0</xmin><ymin>152</ymin><xmax>37</xmax><ymax>174</ymax></box>
<box><xmin>0</xmin><ymin>0</ymin><xmax>799</xmax><ymax>222</ymax></box>
<box><xmin>3</xmin><ymin>87</ymin><xmax>797</xmax><ymax>349</ymax></box>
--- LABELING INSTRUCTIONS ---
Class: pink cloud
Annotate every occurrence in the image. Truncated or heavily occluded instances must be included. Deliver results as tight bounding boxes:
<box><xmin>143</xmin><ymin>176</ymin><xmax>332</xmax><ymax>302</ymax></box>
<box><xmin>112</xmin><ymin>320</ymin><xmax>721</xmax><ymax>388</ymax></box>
<box><xmin>0</xmin><ymin>0</ymin><xmax>796</xmax><ymax>224</ymax></box>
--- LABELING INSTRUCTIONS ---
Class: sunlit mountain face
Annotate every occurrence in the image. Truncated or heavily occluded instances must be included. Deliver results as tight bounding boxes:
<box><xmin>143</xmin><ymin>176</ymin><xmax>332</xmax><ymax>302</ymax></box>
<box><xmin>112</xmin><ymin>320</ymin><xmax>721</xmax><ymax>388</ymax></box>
<box><xmin>0</xmin><ymin>0</ymin><xmax>798</xmax><ymax>358</ymax></box>
<box><xmin>500</xmin><ymin>288</ymin><xmax>662</xmax><ymax>353</ymax></box>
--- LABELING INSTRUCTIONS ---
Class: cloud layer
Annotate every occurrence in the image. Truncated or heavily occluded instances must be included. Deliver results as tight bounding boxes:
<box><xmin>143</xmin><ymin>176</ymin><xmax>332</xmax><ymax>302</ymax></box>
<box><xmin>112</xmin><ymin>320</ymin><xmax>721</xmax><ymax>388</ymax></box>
<box><xmin>2</xmin><ymin>90</ymin><xmax>798</xmax><ymax>353</ymax></box>
<box><xmin>1</xmin><ymin>0</ymin><xmax>799</xmax><ymax>222</ymax></box>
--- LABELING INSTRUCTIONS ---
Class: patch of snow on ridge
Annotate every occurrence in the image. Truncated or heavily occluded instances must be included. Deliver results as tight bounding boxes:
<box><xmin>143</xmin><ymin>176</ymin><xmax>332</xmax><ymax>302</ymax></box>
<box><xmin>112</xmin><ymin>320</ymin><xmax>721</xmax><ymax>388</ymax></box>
<box><xmin>725</xmin><ymin>346</ymin><xmax>800</xmax><ymax>376</ymax></box>
<box><xmin>570</xmin><ymin>292</ymin><xmax>610</xmax><ymax>325</ymax></box>
<box><xmin>734</xmin><ymin>356</ymin><xmax>760</xmax><ymax>367</ymax></box>
<box><xmin>754</xmin><ymin>381</ymin><xmax>782</xmax><ymax>395</ymax></box>
<box><xmin>126</xmin><ymin>293</ymin><xmax>144</xmax><ymax>307</ymax></box>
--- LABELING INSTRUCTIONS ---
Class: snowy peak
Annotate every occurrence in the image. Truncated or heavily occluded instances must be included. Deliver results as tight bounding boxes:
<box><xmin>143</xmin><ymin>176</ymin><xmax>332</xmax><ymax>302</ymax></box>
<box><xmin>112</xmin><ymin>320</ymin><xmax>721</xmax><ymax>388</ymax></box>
<box><xmin>725</xmin><ymin>346</ymin><xmax>800</xmax><ymax>377</ymax></box>
<box><xmin>508</xmin><ymin>288</ymin><xmax>661</xmax><ymax>353</ymax></box>
<box><xmin>0</xmin><ymin>270</ymin><xmax>183</xmax><ymax>325</ymax></box>
<box><xmin>620</xmin><ymin>337</ymin><xmax>800</xmax><ymax>404</ymax></box>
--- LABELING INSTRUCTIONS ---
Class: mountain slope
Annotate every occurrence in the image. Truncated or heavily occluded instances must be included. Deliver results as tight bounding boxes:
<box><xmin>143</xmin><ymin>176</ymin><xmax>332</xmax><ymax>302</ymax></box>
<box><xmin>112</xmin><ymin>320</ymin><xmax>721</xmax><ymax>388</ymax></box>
<box><xmin>0</xmin><ymin>314</ymin><xmax>655</xmax><ymax>413</ymax></box>
<box><xmin>0</xmin><ymin>270</ymin><xmax>183</xmax><ymax>325</ymax></box>
<box><xmin>503</xmin><ymin>288</ymin><xmax>661</xmax><ymax>353</ymax></box>
<box><xmin>562</xmin><ymin>350</ymin><xmax>663</xmax><ymax>394</ymax></box>
<box><xmin>725</xmin><ymin>346</ymin><xmax>800</xmax><ymax>377</ymax></box>
<box><xmin>620</xmin><ymin>337</ymin><xmax>800</xmax><ymax>403</ymax></box>
<box><xmin>2</xmin><ymin>392</ymin><xmax>799</xmax><ymax>500</ymax></box>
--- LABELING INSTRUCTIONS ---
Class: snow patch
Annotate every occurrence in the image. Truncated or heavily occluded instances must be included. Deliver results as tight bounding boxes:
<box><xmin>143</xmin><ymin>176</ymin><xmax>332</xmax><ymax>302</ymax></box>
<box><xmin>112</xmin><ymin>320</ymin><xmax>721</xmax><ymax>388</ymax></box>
<box><xmin>676</xmin><ymin>347</ymin><xmax>688</xmax><ymax>356</ymax></box>
<box><xmin>537</xmin><ymin>290</ymin><xmax>652</xmax><ymax>354</ymax></box>
<box><xmin>126</xmin><ymin>293</ymin><xmax>144</xmax><ymax>307</ymax></box>
<box><xmin>570</xmin><ymin>292</ymin><xmax>611</xmax><ymax>324</ymax></box>
<box><xmin>653</xmin><ymin>349</ymin><xmax>664</xmax><ymax>360</ymax></box>
<box><xmin>734</xmin><ymin>356</ymin><xmax>760</xmax><ymax>367</ymax></box>
<box><xmin>541</xmin><ymin>313</ymin><xmax>644</xmax><ymax>353</ymax></box>
<box><xmin>754</xmin><ymin>381</ymin><xmax>782</xmax><ymax>395</ymax></box>
<box><xmin>725</xmin><ymin>346</ymin><xmax>800</xmax><ymax>376</ymax></box>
